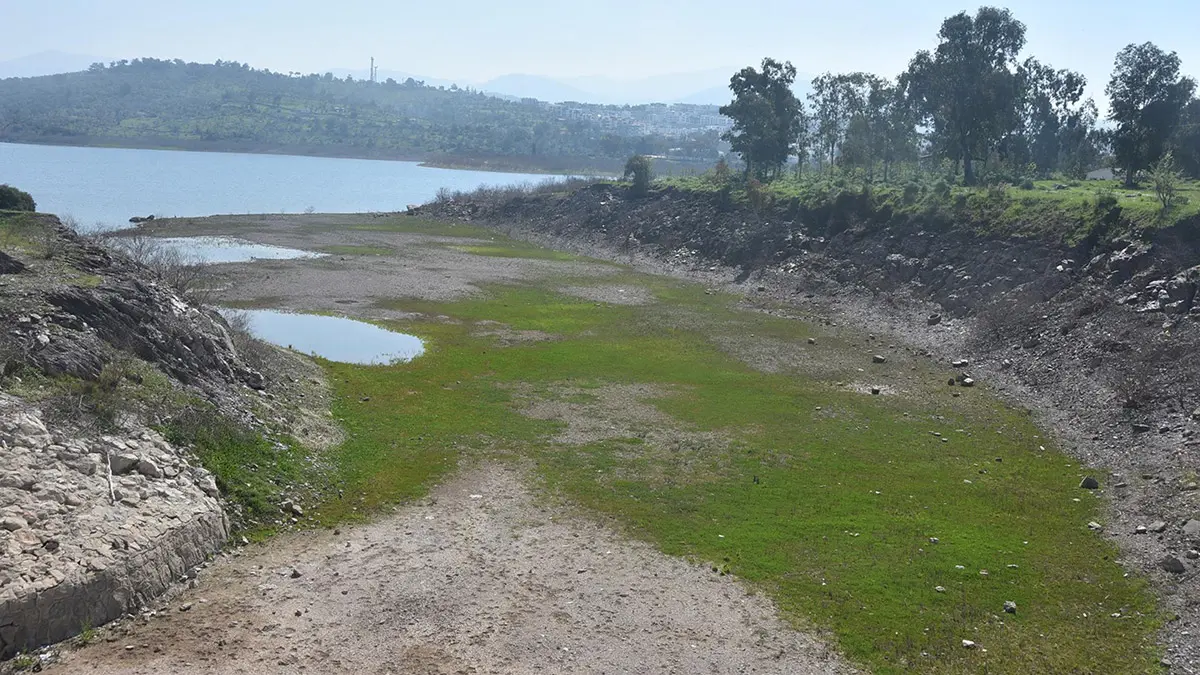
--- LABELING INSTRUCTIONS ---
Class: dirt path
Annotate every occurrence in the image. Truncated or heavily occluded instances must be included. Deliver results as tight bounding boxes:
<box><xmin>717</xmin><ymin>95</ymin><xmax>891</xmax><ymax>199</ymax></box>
<box><xmin>46</xmin><ymin>465</ymin><xmax>853</xmax><ymax>674</ymax></box>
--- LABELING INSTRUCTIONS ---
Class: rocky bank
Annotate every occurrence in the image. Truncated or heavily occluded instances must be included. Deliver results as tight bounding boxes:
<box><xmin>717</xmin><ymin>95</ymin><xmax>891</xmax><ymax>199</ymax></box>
<box><xmin>0</xmin><ymin>214</ymin><xmax>270</xmax><ymax>658</ymax></box>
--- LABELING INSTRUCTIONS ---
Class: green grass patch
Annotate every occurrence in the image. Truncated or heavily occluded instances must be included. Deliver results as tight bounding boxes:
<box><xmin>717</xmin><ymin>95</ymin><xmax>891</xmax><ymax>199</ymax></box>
<box><xmin>449</xmin><ymin>243</ymin><xmax>584</xmax><ymax>262</ymax></box>
<box><xmin>344</xmin><ymin>216</ymin><xmax>496</xmax><ymax>239</ymax></box>
<box><xmin>300</xmin><ymin>263</ymin><xmax>1158</xmax><ymax>674</ymax></box>
<box><xmin>321</xmin><ymin>244</ymin><xmax>393</xmax><ymax>256</ymax></box>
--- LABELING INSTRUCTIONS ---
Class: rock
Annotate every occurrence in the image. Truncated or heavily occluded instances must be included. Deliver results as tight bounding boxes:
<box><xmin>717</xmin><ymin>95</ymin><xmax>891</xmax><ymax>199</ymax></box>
<box><xmin>1003</xmin><ymin>601</ymin><xmax>1017</xmax><ymax>614</ymax></box>
<box><xmin>1135</xmin><ymin>525</ymin><xmax>1147</xmax><ymax>535</ymax></box>
<box><xmin>1192</xmin><ymin>408</ymin><xmax>1200</xmax><ymax>421</ymax></box>
<box><xmin>1087</xmin><ymin>521</ymin><xmax>1103</xmax><ymax>531</ymax></box>
<box><xmin>1131</xmin><ymin>423</ymin><xmax>1151</xmax><ymax>433</ymax></box>
<box><xmin>136</xmin><ymin>458</ymin><xmax>162</xmax><ymax>479</ymax></box>
<box><xmin>962</xmin><ymin>639</ymin><xmax>977</xmax><ymax>649</ymax></box>
<box><xmin>1184</xmin><ymin>519</ymin><xmax>1200</xmax><ymax>538</ymax></box>
<box><xmin>952</xmin><ymin>359</ymin><xmax>970</xmax><ymax>368</ymax></box>
<box><xmin>872</xmin><ymin>355</ymin><xmax>886</xmax><ymax>364</ymax></box>
<box><xmin>1</xmin><ymin>516</ymin><xmax>28</xmax><ymax>531</ymax></box>
<box><xmin>1160</xmin><ymin>556</ymin><xmax>1186</xmax><ymax>574</ymax></box>
<box><xmin>110</xmin><ymin>454</ymin><xmax>139</xmax><ymax>475</ymax></box>
<box><xmin>807</xmin><ymin>338</ymin><xmax>816</xmax><ymax>345</ymax></box>
<box><xmin>290</xmin><ymin>568</ymin><xmax>302</xmax><ymax>579</ymax></box>
<box><xmin>1149</xmin><ymin>520</ymin><xmax>1169</xmax><ymax>533</ymax></box>
<box><xmin>196</xmin><ymin>475</ymin><xmax>219</xmax><ymax>498</ymax></box>
<box><xmin>179</xmin><ymin>603</ymin><xmax>193</xmax><ymax>612</ymax></box>
<box><xmin>960</xmin><ymin>378</ymin><xmax>975</xmax><ymax>387</ymax></box>
<box><xmin>1186</xmin><ymin>550</ymin><xmax>1200</xmax><ymax>560</ymax></box>
<box><xmin>1079</xmin><ymin>476</ymin><xmax>1100</xmax><ymax>490</ymax></box>
<box><xmin>870</xmin><ymin>387</ymin><xmax>881</xmax><ymax>396</ymax></box>
<box><xmin>927</xmin><ymin>314</ymin><xmax>942</xmax><ymax>326</ymax></box>
<box><xmin>0</xmin><ymin>250</ymin><xmax>27</xmax><ymax>275</ymax></box>
<box><xmin>935</xmin><ymin>586</ymin><xmax>946</xmax><ymax>593</ymax></box>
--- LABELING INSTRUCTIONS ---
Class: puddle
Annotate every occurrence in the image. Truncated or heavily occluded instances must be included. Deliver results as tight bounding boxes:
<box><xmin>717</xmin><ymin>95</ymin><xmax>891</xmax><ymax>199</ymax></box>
<box><xmin>221</xmin><ymin>309</ymin><xmax>424</xmax><ymax>364</ymax></box>
<box><xmin>121</xmin><ymin>236</ymin><xmax>323</xmax><ymax>264</ymax></box>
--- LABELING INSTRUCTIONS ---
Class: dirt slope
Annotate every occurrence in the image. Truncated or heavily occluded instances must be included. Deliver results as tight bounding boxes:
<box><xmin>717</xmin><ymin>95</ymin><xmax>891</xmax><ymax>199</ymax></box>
<box><xmin>45</xmin><ymin>466</ymin><xmax>854</xmax><ymax>675</ymax></box>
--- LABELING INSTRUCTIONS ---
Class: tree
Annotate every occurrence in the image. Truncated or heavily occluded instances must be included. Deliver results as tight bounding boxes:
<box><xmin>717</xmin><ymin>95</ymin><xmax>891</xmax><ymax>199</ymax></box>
<box><xmin>809</xmin><ymin>73</ymin><xmax>858</xmax><ymax>169</ymax></box>
<box><xmin>903</xmin><ymin>7</ymin><xmax>1027</xmax><ymax>185</ymax></box>
<box><xmin>1174</xmin><ymin>99</ymin><xmax>1200</xmax><ymax>179</ymax></box>
<box><xmin>0</xmin><ymin>184</ymin><xmax>36</xmax><ymax>212</ymax></box>
<box><xmin>1107</xmin><ymin>42</ymin><xmax>1196</xmax><ymax>187</ymax></box>
<box><xmin>719</xmin><ymin>58</ymin><xmax>803</xmax><ymax>180</ymax></box>
<box><xmin>1151</xmin><ymin>151</ymin><xmax>1182</xmax><ymax>209</ymax></box>
<box><xmin>624</xmin><ymin>155</ymin><xmax>653</xmax><ymax>198</ymax></box>
<box><xmin>1018</xmin><ymin>58</ymin><xmax>1093</xmax><ymax>177</ymax></box>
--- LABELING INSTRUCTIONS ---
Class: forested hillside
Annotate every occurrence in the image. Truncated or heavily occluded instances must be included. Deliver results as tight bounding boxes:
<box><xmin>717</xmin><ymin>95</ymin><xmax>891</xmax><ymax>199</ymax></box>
<box><xmin>0</xmin><ymin>59</ymin><xmax>722</xmax><ymax>172</ymax></box>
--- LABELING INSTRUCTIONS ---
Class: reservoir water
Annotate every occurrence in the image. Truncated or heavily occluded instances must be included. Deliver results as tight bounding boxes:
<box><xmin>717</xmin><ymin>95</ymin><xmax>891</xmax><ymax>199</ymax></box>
<box><xmin>220</xmin><ymin>309</ymin><xmax>424</xmax><ymax>365</ymax></box>
<box><xmin>0</xmin><ymin>142</ymin><xmax>554</xmax><ymax>231</ymax></box>
<box><xmin>139</xmin><ymin>236</ymin><xmax>322</xmax><ymax>264</ymax></box>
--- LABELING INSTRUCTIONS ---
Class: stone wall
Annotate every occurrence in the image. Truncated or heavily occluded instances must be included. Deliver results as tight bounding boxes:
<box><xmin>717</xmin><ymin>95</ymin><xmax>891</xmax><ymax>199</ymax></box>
<box><xmin>0</xmin><ymin>396</ymin><xmax>228</xmax><ymax>658</ymax></box>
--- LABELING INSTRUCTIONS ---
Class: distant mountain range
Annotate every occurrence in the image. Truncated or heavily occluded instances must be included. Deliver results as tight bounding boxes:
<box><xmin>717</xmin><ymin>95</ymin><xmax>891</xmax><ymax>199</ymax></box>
<box><xmin>2</xmin><ymin>52</ymin><xmax>811</xmax><ymax>107</ymax></box>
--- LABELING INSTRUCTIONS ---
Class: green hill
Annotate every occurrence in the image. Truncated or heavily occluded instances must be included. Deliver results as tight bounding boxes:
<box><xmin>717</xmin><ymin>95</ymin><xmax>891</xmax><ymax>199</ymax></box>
<box><xmin>0</xmin><ymin>58</ymin><xmax>722</xmax><ymax>173</ymax></box>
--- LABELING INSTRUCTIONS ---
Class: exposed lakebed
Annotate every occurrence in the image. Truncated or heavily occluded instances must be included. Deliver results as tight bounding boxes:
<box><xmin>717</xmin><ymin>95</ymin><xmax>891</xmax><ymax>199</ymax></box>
<box><xmin>221</xmin><ymin>309</ymin><xmax>424</xmax><ymax>364</ymax></box>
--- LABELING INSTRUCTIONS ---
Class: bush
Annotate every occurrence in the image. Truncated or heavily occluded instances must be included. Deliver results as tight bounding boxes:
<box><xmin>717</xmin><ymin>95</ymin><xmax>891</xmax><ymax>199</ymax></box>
<box><xmin>902</xmin><ymin>182</ymin><xmax>922</xmax><ymax>204</ymax></box>
<box><xmin>104</xmin><ymin>235</ymin><xmax>212</xmax><ymax>302</ymax></box>
<box><xmin>1020</xmin><ymin>179</ymin><xmax>1035</xmax><ymax>191</ymax></box>
<box><xmin>0</xmin><ymin>184</ymin><xmax>36</xmax><ymax>212</ymax></box>
<box><xmin>624</xmin><ymin>155</ymin><xmax>654</xmax><ymax>198</ymax></box>
<box><xmin>931</xmin><ymin>178</ymin><xmax>952</xmax><ymax>200</ymax></box>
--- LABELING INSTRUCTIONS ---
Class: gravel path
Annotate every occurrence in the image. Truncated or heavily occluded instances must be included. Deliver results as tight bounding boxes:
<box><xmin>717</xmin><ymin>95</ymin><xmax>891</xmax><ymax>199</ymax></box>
<box><xmin>45</xmin><ymin>466</ymin><xmax>854</xmax><ymax>674</ymax></box>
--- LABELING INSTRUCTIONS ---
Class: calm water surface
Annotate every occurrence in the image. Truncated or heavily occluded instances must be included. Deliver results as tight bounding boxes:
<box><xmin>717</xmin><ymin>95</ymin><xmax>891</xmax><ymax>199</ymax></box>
<box><xmin>145</xmin><ymin>236</ymin><xmax>322</xmax><ymax>264</ymax></box>
<box><xmin>221</xmin><ymin>309</ymin><xmax>424</xmax><ymax>365</ymax></box>
<box><xmin>1</xmin><ymin>142</ymin><xmax>552</xmax><ymax>231</ymax></box>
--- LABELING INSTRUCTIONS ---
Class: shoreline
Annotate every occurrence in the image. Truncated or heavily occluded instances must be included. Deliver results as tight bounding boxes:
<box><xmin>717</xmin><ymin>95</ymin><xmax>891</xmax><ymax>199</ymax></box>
<box><xmin>0</xmin><ymin>138</ymin><xmax>621</xmax><ymax>176</ymax></box>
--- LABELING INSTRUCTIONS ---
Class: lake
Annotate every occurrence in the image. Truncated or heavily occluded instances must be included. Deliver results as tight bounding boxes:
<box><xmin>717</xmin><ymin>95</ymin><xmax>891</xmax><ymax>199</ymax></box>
<box><xmin>0</xmin><ymin>142</ymin><xmax>554</xmax><ymax>231</ymax></box>
<box><xmin>219</xmin><ymin>309</ymin><xmax>425</xmax><ymax>365</ymax></box>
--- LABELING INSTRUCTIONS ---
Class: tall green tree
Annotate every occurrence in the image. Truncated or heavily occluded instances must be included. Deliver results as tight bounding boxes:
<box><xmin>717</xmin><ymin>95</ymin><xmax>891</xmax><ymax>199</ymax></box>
<box><xmin>1107</xmin><ymin>43</ymin><xmax>1197</xmax><ymax>187</ymax></box>
<box><xmin>1017</xmin><ymin>58</ymin><xmax>1094</xmax><ymax>177</ymax></box>
<box><xmin>902</xmin><ymin>7</ymin><xmax>1026</xmax><ymax>185</ymax></box>
<box><xmin>1174</xmin><ymin>98</ymin><xmax>1200</xmax><ymax>179</ymax></box>
<box><xmin>719</xmin><ymin>58</ymin><xmax>803</xmax><ymax>180</ymax></box>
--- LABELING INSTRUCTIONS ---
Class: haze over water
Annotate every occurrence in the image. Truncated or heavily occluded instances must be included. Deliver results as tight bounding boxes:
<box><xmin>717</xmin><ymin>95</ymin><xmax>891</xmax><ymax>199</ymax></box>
<box><xmin>1</xmin><ymin>142</ymin><xmax>553</xmax><ymax>231</ymax></box>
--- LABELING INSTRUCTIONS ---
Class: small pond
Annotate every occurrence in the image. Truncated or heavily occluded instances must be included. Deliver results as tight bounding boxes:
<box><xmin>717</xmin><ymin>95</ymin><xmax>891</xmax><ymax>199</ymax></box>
<box><xmin>129</xmin><ymin>236</ymin><xmax>323</xmax><ymax>264</ymax></box>
<box><xmin>220</xmin><ymin>309</ymin><xmax>424</xmax><ymax>364</ymax></box>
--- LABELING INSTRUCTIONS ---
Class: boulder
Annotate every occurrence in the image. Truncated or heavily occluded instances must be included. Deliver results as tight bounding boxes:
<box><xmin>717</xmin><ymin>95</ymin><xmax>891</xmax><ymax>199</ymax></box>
<box><xmin>1160</xmin><ymin>556</ymin><xmax>1187</xmax><ymax>574</ymax></box>
<box><xmin>109</xmin><ymin>453</ymin><xmax>139</xmax><ymax>475</ymax></box>
<box><xmin>136</xmin><ymin>457</ymin><xmax>163</xmax><ymax>479</ymax></box>
<box><xmin>1079</xmin><ymin>476</ymin><xmax>1100</xmax><ymax>490</ymax></box>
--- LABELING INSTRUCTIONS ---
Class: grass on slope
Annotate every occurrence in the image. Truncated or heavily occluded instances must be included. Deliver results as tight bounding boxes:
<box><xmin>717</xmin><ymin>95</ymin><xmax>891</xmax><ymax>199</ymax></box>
<box><xmin>255</xmin><ymin>222</ymin><xmax>1161</xmax><ymax>674</ymax></box>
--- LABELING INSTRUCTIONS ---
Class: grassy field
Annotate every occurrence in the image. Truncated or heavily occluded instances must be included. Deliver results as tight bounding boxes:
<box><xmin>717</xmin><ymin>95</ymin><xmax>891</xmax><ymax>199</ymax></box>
<box><xmin>191</xmin><ymin>218</ymin><xmax>1164</xmax><ymax>674</ymax></box>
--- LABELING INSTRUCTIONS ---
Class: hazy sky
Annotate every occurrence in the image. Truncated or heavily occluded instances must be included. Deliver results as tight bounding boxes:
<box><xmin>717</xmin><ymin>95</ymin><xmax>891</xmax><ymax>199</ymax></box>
<box><xmin>5</xmin><ymin>0</ymin><xmax>1198</xmax><ymax>97</ymax></box>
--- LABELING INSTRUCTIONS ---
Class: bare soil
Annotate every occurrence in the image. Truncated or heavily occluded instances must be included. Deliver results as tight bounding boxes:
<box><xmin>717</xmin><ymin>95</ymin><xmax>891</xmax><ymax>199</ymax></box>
<box><xmin>44</xmin><ymin>465</ymin><xmax>852</xmax><ymax>675</ymax></box>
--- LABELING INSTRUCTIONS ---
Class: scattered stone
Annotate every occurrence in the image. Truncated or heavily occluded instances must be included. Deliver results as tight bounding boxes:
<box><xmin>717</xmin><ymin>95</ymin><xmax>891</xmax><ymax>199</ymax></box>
<box><xmin>962</xmin><ymin>640</ymin><xmax>977</xmax><ymax>649</ymax></box>
<box><xmin>1087</xmin><ymin>521</ymin><xmax>1103</xmax><ymax>531</ymax></box>
<box><xmin>929</xmin><ymin>537</ymin><xmax>939</xmax><ymax>544</ymax></box>
<box><xmin>1135</xmin><ymin>525</ymin><xmax>1148</xmax><ymax>535</ymax></box>
<box><xmin>136</xmin><ymin>457</ymin><xmax>162</xmax><ymax>479</ymax></box>
<box><xmin>178</xmin><ymin>603</ymin><xmax>193</xmax><ymax>612</ymax></box>
<box><xmin>807</xmin><ymin>337</ymin><xmax>816</xmax><ymax>345</ymax></box>
<box><xmin>870</xmin><ymin>387</ymin><xmax>881</xmax><ymax>396</ymax></box>
<box><xmin>1160</xmin><ymin>556</ymin><xmax>1187</xmax><ymax>574</ymax></box>
<box><xmin>960</xmin><ymin>378</ymin><xmax>975</xmax><ymax>387</ymax></box>
<box><xmin>872</xmin><ymin>355</ymin><xmax>886</xmax><ymax>364</ymax></box>
<box><xmin>1131</xmin><ymin>423</ymin><xmax>1152</xmax><ymax>433</ymax></box>
<box><xmin>1186</xmin><ymin>550</ymin><xmax>1200</xmax><ymax>560</ymax></box>
<box><xmin>290</xmin><ymin>568</ymin><xmax>302</xmax><ymax>579</ymax></box>
<box><xmin>1149</xmin><ymin>520</ymin><xmax>1169</xmax><ymax>533</ymax></box>
<box><xmin>952</xmin><ymin>359</ymin><xmax>970</xmax><ymax>368</ymax></box>
<box><xmin>935</xmin><ymin>586</ymin><xmax>946</xmax><ymax>593</ymax></box>
<box><xmin>1003</xmin><ymin>601</ymin><xmax>1017</xmax><ymax>614</ymax></box>
<box><xmin>110</xmin><ymin>453</ymin><xmax>139</xmax><ymax>475</ymax></box>
<box><xmin>1079</xmin><ymin>476</ymin><xmax>1100</xmax><ymax>490</ymax></box>
<box><xmin>1184</xmin><ymin>519</ymin><xmax>1200</xmax><ymax>538</ymax></box>
<box><xmin>927</xmin><ymin>314</ymin><xmax>942</xmax><ymax>326</ymax></box>
<box><xmin>1</xmin><ymin>516</ymin><xmax>28</xmax><ymax>531</ymax></box>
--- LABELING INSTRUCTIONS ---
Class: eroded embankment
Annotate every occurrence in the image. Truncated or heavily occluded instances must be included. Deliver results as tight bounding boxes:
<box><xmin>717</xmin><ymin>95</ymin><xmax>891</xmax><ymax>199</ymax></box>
<box><xmin>414</xmin><ymin>185</ymin><xmax>1200</xmax><ymax>668</ymax></box>
<box><xmin>0</xmin><ymin>214</ymin><xmax>291</xmax><ymax>658</ymax></box>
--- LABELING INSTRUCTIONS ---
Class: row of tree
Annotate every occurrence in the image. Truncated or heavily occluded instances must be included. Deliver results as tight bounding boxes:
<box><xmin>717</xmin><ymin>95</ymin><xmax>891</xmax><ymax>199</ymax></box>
<box><xmin>720</xmin><ymin>6</ymin><xmax>1199</xmax><ymax>187</ymax></box>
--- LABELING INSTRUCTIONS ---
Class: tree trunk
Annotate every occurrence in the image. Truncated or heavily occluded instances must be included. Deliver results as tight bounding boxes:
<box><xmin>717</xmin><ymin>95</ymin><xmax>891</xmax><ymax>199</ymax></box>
<box><xmin>1124</xmin><ymin>165</ymin><xmax>1137</xmax><ymax>189</ymax></box>
<box><xmin>963</xmin><ymin>156</ymin><xmax>976</xmax><ymax>186</ymax></box>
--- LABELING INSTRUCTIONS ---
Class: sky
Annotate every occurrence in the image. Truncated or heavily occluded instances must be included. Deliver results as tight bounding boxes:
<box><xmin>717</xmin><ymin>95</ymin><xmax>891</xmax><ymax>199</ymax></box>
<box><xmin>4</xmin><ymin>0</ymin><xmax>1199</xmax><ymax>104</ymax></box>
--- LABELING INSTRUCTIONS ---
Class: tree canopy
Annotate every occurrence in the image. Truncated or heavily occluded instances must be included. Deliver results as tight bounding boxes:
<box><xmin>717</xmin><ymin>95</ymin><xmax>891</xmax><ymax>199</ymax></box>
<box><xmin>1107</xmin><ymin>43</ymin><xmax>1197</xmax><ymax>187</ymax></box>
<box><xmin>719</xmin><ymin>59</ymin><xmax>803</xmax><ymax>180</ymax></box>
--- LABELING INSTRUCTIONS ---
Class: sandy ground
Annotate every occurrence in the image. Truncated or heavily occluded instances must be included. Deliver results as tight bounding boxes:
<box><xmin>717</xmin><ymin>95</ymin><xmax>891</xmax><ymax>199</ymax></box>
<box><xmin>45</xmin><ymin>466</ymin><xmax>853</xmax><ymax>675</ymax></box>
